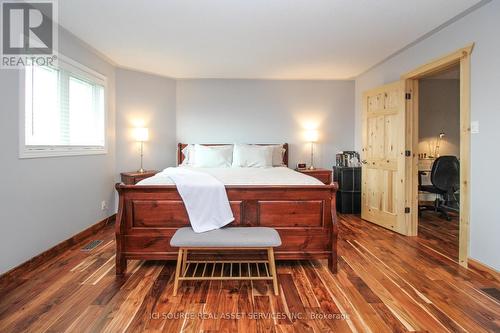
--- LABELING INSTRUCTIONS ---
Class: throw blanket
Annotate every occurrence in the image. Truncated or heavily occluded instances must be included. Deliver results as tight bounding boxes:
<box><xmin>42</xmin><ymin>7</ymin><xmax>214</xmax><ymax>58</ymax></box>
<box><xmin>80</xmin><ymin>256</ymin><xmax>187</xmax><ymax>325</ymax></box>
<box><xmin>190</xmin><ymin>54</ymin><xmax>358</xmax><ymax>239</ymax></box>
<box><xmin>161</xmin><ymin>167</ymin><xmax>234</xmax><ymax>233</ymax></box>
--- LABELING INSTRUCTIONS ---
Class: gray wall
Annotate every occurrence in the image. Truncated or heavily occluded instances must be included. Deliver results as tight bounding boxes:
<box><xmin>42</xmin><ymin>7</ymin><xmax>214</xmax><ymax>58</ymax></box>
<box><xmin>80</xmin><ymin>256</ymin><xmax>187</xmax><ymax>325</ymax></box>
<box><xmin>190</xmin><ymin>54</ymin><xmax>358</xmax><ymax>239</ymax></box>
<box><xmin>0</xmin><ymin>27</ymin><xmax>116</xmax><ymax>274</ymax></box>
<box><xmin>418</xmin><ymin>79</ymin><xmax>460</xmax><ymax>157</ymax></box>
<box><xmin>355</xmin><ymin>1</ymin><xmax>500</xmax><ymax>269</ymax></box>
<box><xmin>176</xmin><ymin>79</ymin><xmax>355</xmax><ymax>168</ymax></box>
<box><xmin>115</xmin><ymin>69</ymin><xmax>177</xmax><ymax>172</ymax></box>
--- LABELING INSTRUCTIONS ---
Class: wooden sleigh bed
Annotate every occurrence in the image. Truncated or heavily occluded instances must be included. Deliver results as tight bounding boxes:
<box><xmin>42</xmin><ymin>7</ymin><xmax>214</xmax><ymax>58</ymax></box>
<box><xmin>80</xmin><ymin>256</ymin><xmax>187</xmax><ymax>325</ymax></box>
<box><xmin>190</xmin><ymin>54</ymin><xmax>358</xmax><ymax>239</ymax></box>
<box><xmin>115</xmin><ymin>143</ymin><xmax>338</xmax><ymax>275</ymax></box>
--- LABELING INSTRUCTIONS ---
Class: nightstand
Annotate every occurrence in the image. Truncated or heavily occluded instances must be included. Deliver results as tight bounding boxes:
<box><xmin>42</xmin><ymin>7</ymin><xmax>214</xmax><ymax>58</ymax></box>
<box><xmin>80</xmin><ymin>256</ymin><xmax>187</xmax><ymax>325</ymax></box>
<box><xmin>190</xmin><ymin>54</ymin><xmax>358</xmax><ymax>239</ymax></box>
<box><xmin>120</xmin><ymin>170</ymin><xmax>158</xmax><ymax>185</ymax></box>
<box><xmin>296</xmin><ymin>168</ymin><xmax>332</xmax><ymax>185</ymax></box>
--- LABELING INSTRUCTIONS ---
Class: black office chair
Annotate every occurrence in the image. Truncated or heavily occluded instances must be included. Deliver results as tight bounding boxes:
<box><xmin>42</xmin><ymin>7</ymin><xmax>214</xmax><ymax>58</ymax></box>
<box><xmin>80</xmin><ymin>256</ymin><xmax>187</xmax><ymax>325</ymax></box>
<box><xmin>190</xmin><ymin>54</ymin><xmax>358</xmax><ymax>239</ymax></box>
<box><xmin>418</xmin><ymin>156</ymin><xmax>460</xmax><ymax>220</ymax></box>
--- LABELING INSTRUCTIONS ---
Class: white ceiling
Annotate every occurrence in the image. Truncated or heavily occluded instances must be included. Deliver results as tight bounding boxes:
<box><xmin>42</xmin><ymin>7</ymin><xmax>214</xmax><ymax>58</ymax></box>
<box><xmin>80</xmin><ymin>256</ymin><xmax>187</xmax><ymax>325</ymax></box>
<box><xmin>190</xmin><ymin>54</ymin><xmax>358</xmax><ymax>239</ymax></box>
<box><xmin>58</xmin><ymin>0</ymin><xmax>481</xmax><ymax>79</ymax></box>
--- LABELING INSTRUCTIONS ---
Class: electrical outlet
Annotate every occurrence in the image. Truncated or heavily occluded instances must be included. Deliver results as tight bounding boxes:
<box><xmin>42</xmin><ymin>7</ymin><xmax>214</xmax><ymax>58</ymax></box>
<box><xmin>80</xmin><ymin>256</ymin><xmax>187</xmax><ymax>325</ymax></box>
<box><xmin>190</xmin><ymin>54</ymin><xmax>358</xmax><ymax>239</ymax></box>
<box><xmin>101</xmin><ymin>200</ymin><xmax>107</xmax><ymax>211</ymax></box>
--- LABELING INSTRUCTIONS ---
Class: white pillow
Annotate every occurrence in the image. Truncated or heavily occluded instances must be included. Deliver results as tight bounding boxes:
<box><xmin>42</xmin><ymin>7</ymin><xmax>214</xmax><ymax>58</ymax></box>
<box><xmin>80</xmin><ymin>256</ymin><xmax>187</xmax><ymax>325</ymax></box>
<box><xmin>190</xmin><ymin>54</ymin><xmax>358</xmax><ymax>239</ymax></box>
<box><xmin>232</xmin><ymin>144</ymin><xmax>274</xmax><ymax>168</ymax></box>
<box><xmin>192</xmin><ymin>144</ymin><xmax>233</xmax><ymax>167</ymax></box>
<box><xmin>270</xmin><ymin>144</ymin><xmax>286</xmax><ymax>166</ymax></box>
<box><xmin>180</xmin><ymin>144</ymin><xmax>195</xmax><ymax>165</ymax></box>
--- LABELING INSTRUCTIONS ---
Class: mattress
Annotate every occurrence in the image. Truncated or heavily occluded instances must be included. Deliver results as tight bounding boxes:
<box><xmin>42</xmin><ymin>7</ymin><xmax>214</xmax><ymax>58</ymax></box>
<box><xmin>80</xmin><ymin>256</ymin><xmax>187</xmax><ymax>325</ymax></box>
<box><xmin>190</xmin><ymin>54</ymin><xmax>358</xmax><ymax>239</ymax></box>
<box><xmin>137</xmin><ymin>166</ymin><xmax>324</xmax><ymax>186</ymax></box>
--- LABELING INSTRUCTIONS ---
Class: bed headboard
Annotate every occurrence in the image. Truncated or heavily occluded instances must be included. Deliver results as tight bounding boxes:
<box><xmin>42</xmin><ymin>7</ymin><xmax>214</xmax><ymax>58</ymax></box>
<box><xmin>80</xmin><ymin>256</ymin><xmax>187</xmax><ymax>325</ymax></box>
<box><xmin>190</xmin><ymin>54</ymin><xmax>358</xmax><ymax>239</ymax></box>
<box><xmin>177</xmin><ymin>143</ymin><xmax>289</xmax><ymax>167</ymax></box>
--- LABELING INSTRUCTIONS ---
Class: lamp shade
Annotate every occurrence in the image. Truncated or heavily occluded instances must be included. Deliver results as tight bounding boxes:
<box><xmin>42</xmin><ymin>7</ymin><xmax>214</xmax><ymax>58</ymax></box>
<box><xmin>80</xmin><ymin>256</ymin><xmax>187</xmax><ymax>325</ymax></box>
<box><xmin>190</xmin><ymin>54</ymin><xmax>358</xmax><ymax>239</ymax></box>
<box><xmin>304</xmin><ymin>129</ymin><xmax>319</xmax><ymax>142</ymax></box>
<box><xmin>133</xmin><ymin>127</ymin><xmax>149</xmax><ymax>142</ymax></box>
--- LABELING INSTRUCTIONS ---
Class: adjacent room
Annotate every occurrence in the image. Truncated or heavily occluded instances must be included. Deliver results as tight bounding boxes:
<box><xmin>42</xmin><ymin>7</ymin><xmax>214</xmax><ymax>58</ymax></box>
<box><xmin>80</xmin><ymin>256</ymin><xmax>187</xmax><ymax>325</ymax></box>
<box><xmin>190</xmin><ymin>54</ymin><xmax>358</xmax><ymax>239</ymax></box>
<box><xmin>0</xmin><ymin>1</ymin><xmax>499</xmax><ymax>332</ymax></box>
<box><xmin>417</xmin><ymin>65</ymin><xmax>461</xmax><ymax>261</ymax></box>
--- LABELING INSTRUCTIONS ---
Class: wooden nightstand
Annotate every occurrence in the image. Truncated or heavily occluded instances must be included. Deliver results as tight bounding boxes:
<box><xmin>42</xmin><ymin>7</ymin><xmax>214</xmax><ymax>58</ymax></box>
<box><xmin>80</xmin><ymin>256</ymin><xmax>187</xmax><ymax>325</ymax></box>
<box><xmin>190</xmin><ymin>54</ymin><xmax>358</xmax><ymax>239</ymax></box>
<box><xmin>296</xmin><ymin>168</ymin><xmax>332</xmax><ymax>185</ymax></box>
<box><xmin>120</xmin><ymin>170</ymin><xmax>158</xmax><ymax>185</ymax></box>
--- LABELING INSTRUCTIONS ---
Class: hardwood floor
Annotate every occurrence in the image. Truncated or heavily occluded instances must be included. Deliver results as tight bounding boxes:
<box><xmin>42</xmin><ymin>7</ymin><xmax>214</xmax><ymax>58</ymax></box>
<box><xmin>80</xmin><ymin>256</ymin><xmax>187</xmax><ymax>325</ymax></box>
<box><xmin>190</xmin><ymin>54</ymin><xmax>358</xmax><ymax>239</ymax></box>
<box><xmin>0</xmin><ymin>214</ymin><xmax>498</xmax><ymax>332</ymax></box>
<box><xmin>418</xmin><ymin>211</ymin><xmax>459</xmax><ymax>261</ymax></box>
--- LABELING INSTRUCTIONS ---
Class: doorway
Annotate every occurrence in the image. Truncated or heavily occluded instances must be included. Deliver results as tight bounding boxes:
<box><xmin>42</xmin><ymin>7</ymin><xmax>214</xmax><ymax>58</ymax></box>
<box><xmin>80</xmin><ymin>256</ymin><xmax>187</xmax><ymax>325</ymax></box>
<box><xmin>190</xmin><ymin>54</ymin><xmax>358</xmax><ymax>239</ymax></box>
<box><xmin>403</xmin><ymin>44</ymin><xmax>473</xmax><ymax>267</ymax></box>
<box><xmin>416</xmin><ymin>65</ymin><xmax>460</xmax><ymax>261</ymax></box>
<box><xmin>360</xmin><ymin>45</ymin><xmax>472</xmax><ymax>267</ymax></box>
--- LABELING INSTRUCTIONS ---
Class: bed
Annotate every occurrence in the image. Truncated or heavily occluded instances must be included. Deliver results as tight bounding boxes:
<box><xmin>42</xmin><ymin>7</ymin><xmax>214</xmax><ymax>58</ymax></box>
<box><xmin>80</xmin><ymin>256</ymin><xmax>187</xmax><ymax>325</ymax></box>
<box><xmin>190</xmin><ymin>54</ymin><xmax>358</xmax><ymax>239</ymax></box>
<box><xmin>115</xmin><ymin>143</ymin><xmax>338</xmax><ymax>274</ymax></box>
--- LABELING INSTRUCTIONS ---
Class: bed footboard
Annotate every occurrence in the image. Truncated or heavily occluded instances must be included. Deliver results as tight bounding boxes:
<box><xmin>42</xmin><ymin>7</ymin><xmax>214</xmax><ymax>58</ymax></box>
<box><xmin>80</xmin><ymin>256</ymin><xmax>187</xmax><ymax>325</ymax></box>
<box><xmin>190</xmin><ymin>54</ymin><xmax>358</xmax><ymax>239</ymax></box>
<box><xmin>115</xmin><ymin>184</ymin><xmax>338</xmax><ymax>274</ymax></box>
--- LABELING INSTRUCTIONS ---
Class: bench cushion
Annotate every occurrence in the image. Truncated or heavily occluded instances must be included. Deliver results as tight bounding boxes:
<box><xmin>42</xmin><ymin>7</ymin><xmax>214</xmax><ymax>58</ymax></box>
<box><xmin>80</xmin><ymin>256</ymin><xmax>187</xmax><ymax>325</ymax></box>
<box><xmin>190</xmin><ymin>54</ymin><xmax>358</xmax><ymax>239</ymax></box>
<box><xmin>170</xmin><ymin>227</ymin><xmax>282</xmax><ymax>248</ymax></box>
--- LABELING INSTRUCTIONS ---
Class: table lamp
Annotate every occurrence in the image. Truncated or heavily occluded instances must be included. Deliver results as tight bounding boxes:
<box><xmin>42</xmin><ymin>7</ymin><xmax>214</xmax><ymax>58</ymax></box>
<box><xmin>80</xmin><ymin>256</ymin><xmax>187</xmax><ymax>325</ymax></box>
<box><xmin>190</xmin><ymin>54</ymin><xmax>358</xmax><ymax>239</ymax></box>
<box><xmin>305</xmin><ymin>130</ymin><xmax>319</xmax><ymax>170</ymax></box>
<box><xmin>133</xmin><ymin>127</ymin><xmax>149</xmax><ymax>173</ymax></box>
<box><xmin>434</xmin><ymin>132</ymin><xmax>445</xmax><ymax>158</ymax></box>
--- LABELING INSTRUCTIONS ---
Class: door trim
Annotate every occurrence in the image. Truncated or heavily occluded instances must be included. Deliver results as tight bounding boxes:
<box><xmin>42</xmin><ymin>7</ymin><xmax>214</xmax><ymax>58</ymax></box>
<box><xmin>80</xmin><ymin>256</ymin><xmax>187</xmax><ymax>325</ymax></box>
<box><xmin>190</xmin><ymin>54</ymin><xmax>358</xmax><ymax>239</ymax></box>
<box><xmin>401</xmin><ymin>43</ymin><xmax>473</xmax><ymax>267</ymax></box>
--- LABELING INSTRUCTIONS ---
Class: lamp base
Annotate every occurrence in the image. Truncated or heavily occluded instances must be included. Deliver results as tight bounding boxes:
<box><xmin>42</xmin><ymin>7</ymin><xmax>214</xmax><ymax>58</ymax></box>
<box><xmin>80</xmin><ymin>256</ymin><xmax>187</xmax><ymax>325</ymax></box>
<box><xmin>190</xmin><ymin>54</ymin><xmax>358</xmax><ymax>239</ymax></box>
<box><xmin>138</xmin><ymin>168</ymin><xmax>145</xmax><ymax>173</ymax></box>
<box><xmin>308</xmin><ymin>165</ymin><xmax>315</xmax><ymax>170</ymax></box>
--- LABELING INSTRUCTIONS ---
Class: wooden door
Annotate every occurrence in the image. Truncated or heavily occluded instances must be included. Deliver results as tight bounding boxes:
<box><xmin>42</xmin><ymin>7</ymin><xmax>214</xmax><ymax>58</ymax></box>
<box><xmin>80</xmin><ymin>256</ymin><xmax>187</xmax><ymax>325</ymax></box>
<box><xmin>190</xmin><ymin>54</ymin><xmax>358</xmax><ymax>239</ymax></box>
<box><xmin>361</xmin><ymin>81</ymin><xmax>413</xmax><ymax>235</ymax></box>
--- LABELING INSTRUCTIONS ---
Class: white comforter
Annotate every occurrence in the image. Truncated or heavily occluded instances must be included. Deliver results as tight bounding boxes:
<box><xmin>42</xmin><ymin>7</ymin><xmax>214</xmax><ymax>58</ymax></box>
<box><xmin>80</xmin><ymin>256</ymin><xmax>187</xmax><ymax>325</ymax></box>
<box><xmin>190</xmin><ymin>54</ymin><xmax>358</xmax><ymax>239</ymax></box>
<box><xmin>138</xmin><ymin>166</ymin><xmax>324</xmax><ymax>186</ymax></box>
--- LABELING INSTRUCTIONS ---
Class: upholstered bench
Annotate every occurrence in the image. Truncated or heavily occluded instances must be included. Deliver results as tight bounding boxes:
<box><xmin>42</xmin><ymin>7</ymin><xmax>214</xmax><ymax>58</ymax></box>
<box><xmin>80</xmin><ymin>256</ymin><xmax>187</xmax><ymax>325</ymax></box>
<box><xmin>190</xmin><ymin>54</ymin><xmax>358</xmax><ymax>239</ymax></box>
<box><xmin>170</xmin><ymin>227</ymin><xmax>282</xmax><ymax>296</ymax></box>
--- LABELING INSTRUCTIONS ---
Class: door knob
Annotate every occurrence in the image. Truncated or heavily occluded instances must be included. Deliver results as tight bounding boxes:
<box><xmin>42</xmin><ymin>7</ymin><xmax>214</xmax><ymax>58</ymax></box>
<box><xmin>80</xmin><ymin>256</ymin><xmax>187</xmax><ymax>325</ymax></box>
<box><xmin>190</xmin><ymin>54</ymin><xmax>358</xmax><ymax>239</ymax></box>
<box><xmin>361</xmin><ymin>160</ymin><xmax>367</xmax><ymax>164</ymax></box>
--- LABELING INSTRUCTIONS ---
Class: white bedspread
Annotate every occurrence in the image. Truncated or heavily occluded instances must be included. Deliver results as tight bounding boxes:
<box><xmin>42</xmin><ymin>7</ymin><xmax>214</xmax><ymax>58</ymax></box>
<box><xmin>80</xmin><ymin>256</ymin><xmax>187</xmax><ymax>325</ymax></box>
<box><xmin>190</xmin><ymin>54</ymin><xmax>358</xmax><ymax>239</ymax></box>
<box><xmin>138</xmin><ymin>167</ymin><xmax>324</xmax><ymax>186</ymax></box>
<box><xmin>157</xmin><ymin>168</ymin><xmax>234</xmax><ymax>233</ymax></box>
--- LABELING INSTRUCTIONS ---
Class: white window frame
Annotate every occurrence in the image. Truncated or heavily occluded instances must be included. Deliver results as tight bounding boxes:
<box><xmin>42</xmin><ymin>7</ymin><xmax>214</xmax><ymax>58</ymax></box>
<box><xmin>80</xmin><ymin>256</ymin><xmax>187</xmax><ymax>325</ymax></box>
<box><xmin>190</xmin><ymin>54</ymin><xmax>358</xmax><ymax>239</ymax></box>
<box><xmin>19</xmin><ymin>54</ymin><xmax>108</xmax><ymax>158</ymax></box>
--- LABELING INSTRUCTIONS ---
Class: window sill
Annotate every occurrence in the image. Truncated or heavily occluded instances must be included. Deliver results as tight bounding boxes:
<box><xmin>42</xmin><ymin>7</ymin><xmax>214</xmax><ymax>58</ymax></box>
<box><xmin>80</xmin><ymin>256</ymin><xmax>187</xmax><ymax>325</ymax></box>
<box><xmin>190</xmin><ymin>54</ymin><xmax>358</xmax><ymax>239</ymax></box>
<box><xmin>19</xmin><ymin>147</ymin><xmax>107</xmax><ymax>159</ymax></box>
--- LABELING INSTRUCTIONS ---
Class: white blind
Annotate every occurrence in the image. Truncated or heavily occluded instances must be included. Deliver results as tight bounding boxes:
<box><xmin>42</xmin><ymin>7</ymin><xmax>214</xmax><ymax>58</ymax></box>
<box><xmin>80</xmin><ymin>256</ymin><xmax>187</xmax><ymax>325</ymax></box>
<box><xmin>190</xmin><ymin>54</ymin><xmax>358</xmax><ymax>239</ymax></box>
<box><xmin>25</xmin><ymin>60</ymin><xmax>105</xmax><ymax>148</ymax></box>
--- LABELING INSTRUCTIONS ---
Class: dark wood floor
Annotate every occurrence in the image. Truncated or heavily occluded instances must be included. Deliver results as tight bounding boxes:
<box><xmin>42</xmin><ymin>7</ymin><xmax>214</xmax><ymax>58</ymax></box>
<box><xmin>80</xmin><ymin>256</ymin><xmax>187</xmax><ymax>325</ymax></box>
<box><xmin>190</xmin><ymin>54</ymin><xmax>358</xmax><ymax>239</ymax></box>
<box><xmin>418</xmin><ymin>211</ymin><xmax>459</xmax><ymax>261</ymax></box>
<box><xmin>0</xmin><ymin>215</ymin><xmax>498</xmax><ymax>333</ymax></box>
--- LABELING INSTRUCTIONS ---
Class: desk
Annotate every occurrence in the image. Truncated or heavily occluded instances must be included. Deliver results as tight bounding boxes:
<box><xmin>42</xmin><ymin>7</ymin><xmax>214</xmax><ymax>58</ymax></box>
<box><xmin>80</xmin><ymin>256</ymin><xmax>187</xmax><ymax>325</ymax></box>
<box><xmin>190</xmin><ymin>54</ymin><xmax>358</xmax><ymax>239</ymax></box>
<box><xmin>418</xmin><ymin>158</ymin><xmax>435</xmax><ymax>202</ymax></box>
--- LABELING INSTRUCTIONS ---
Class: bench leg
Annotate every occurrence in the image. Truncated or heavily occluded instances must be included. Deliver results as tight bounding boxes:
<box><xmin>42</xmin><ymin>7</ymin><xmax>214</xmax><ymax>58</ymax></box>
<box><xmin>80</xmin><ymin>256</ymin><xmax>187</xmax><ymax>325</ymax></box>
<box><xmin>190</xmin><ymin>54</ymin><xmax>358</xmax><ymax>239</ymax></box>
<box><xmin>182</xmin><ymin>249</ymin><xmax>188</xmax><ymax>276</ymax></box>
<box><xmin>267</xmin><ymin>248</ymin><xmax>279</xmax><ymax>296</ymax></box>
<box><xmin>173</xmin><ymin>248</ymin><xmax>183</xmax><ymax>296</ymax></box>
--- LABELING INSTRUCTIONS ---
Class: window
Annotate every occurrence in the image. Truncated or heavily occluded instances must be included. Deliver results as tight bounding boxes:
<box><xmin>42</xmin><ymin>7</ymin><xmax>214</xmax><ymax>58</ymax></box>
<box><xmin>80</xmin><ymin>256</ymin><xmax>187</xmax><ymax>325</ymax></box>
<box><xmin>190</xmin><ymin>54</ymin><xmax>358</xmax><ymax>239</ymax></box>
<box><xmin>21</xmin><ymin>56</ymin><xmax>107</xmax><ymax>158</ymax></box>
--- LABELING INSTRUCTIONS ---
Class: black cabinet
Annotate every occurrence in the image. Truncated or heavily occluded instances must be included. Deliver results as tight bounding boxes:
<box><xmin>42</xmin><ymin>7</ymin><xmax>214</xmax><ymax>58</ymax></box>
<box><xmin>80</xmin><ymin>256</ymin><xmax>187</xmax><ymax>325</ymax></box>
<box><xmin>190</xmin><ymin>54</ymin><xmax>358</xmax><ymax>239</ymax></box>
<box><xmin>333</xmin><ymin>166</ymin><xmax>361</xmax><ymax>214</ymax></box>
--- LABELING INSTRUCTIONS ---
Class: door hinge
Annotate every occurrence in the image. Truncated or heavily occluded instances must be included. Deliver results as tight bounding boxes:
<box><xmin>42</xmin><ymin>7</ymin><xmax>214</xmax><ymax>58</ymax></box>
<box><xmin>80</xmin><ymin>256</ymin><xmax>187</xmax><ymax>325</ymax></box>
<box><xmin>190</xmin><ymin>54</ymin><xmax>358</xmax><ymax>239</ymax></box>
<box><xmin>405</xmin><ymin>150</ymin><xmax>411</xmax><ymax>157</ymax></box>
<box><xmin>405</xmin><ymin>207</ymin><xmax>411</xmax><ymax>214</ymax></box>
<box><xmin>405</xmin><ymin>93</ymin><xmax>411</xmax><ymax>100</ymax></box>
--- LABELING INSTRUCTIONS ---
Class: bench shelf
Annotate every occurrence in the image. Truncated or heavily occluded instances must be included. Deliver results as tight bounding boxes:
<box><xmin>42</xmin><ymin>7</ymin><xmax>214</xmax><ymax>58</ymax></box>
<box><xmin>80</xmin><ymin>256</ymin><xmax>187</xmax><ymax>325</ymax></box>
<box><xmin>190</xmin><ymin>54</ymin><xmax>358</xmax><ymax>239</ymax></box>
<box><xmin>180</xmin><ymin>260</ymin><xmax>273</xmax><ymax>281</ymax></box>
<box><xmin>173</xmin><ymin>247</ymin><xmax>279</xmax><ymax>296</ymax></box>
